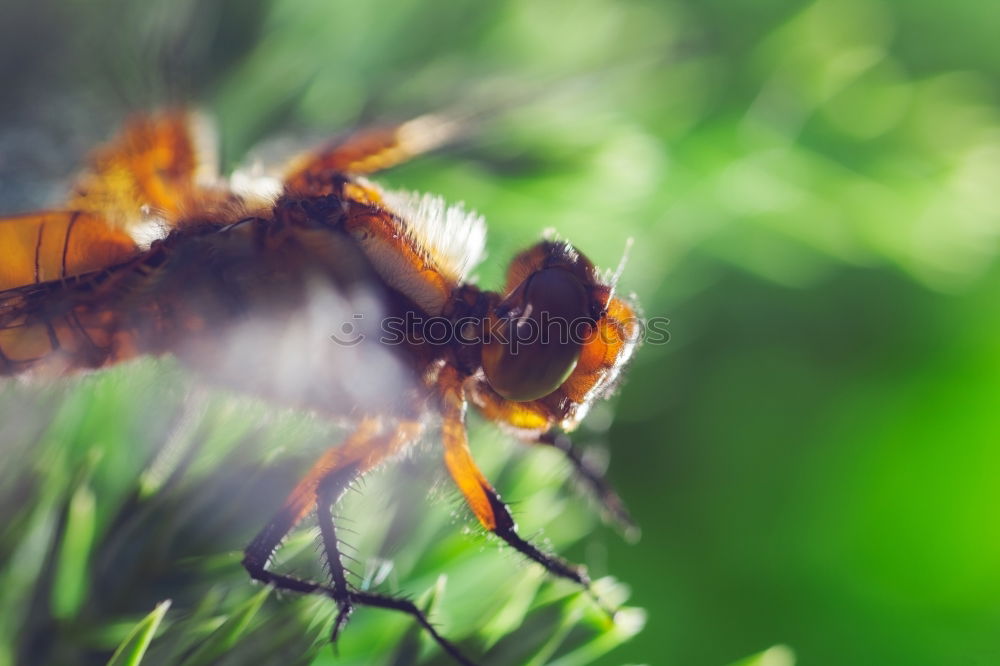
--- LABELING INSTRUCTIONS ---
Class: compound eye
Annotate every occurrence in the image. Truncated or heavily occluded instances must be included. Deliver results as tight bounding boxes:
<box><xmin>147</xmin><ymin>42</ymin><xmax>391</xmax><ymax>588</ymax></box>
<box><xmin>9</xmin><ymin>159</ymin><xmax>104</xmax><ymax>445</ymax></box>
<box><xmin>483</xmin><ymin>268</ymin><xmax>589</xmax><ymax>402</ymax></box>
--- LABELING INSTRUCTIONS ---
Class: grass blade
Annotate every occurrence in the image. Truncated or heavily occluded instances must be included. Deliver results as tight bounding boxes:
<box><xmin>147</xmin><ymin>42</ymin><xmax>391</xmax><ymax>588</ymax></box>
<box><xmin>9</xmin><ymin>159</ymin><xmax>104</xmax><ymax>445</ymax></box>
<box><xmin>52</xmin><ymin>482</ymin><xmax>97</xmax><ymax>619</ymax></box>
<box><xmin>106</xmin><ymin>600</ymin><xmax>172</xmax><ymax>666</ymax></box>
<box><xmin>179</xmin><ymin>587</ymin><xmax>270</xmax><ymax>666</ymax></box>
<box><xmin>727</xmin><ymin>645</ymin><xmax>796</xmax><ymax>666</ymax></box>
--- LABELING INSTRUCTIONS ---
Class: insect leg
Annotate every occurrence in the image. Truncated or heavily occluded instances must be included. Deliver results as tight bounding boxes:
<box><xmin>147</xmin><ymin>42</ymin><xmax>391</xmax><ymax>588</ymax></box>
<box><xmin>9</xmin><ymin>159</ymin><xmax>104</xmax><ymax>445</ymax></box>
<box><xmin>438</xmin><ymin>371</ymin><xmax>589</xmax><ymax>587</ymax></box>
<box><xmin>241</xmin><ymin>419</ymin><xmax>383</xmax><ymax>592</ymax></box>
<box><xmin>243</xmin><ymin>419</ymin><xmax>476</xmax><ymax>663</ymax></box>
<box><xmin>314</xmin><ymin>466</ymin><xmax>359</xmax><ymax>643</ymax></box>
<box><xmin>534</xmin><ymin>430</ymin><xmax>638</xmax><ymax>539</ymax></box>
<box><xmin>313</xmin><ymin>470</ymin><xmax>477</xmax><ymax>665</ymax></box>
<box><xmin>349</xmin><ymin>590</ymin><xmax>476</xmax><ymax>666</ymax></box>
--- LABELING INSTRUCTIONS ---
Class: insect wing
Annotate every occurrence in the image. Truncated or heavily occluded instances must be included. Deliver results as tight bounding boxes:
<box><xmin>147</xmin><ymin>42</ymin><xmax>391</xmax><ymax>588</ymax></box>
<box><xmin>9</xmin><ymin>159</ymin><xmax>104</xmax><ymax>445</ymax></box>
<box><xmin>0</xmin><ymin>110</ymin><xmax>217</xmax><ymax>293</ymax></box>
<box><xmin>0</xmin><ymin>211</ymin><xmax>137</xmax><ymax>291</ymax></box>
<box><xmin>179</xmin><ymin>282</ymin><xmax>418</xmax><ymax>418</ymax></box>
<box><xmin>69</xmin><ymin>110</ymin><xmax>217</xmax><ymax>227</ymax></box>
<box><xmin>283</xmin><ymin>114</ymin><xmax>460</xmax><ymax>194</ymax></box>
<box><xmin>157</xmin><ymin>224</ymin><xmax>423</xmax><ymax>419</ymax></box>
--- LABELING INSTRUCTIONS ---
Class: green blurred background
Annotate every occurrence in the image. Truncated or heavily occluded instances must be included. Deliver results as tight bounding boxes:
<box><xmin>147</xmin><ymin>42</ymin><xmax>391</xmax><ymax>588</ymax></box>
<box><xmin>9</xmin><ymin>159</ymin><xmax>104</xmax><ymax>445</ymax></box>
<box><xmin>2</xmin><ymin>0</ymin><xmax>999</xmax><ymax>664</ymax></box>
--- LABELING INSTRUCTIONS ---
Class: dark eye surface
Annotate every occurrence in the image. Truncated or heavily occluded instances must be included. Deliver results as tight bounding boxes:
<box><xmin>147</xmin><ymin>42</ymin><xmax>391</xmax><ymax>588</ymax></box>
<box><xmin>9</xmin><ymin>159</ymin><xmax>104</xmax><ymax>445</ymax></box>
<box><xmin>483</xmin><ymin>268</ymin><xmax>589</xmax><ymax>401</ymax></box>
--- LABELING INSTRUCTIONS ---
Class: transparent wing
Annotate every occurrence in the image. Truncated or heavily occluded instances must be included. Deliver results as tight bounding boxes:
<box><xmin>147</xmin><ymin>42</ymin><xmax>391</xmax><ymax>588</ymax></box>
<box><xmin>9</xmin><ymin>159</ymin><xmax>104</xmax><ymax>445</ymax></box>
<box><xmin>179</xmin><ymin>278</ymin><xmax>418</xmax><ymax>419</ymax></box>
<box><xmin>1</xmin><ymin>218</ymin><xmax>420</xmax><ymax>418</ymax></box>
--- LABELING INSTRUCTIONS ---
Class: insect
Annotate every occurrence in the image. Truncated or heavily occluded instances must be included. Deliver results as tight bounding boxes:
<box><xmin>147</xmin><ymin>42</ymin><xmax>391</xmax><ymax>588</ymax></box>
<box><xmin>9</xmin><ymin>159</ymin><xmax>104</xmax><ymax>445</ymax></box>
<box><xmin>0</xmin><ymin>110</ymin><xmax>640</xmax><ymax>664</ymax></box>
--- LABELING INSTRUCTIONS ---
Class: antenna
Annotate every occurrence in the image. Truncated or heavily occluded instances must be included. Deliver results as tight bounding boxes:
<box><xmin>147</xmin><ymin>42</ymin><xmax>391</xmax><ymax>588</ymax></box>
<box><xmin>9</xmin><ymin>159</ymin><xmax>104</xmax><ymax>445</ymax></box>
<box><xmin>610</xmin><ymin>237</ymin><xmax>634</xmax><ymax>291</ymax></box>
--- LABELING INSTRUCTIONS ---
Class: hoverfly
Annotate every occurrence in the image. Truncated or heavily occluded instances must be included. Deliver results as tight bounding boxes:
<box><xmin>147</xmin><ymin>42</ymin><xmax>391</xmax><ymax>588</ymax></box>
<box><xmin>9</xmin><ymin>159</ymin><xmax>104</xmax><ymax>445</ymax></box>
<box><xmin>0</xmin><ymin>110</ymin><xmax>640</xmax><ymax>664</ymax></box>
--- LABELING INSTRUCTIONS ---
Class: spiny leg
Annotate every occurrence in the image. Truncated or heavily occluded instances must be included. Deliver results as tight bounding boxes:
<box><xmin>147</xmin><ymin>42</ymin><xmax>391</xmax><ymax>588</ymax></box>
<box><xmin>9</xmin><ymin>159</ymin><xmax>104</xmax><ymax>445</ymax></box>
<box><xmin>534</xmin><ymin>430</ymin><xmax>638</xmax><ymax>540</ymax></box>
<box><xmin>350</xmin><ymin>590</ymin><xmax>476</xmax><ymax>666</ymax></box>
<box><xmin>242</xmin><ymin>419</ymin><xmax>476</xmax><ymax>664</ymax></box>
<box><xmin>241</xmin><ymin>418</ymin><xmax>382</xmax><ymax>586</ymax></box>
<box><xmin>315</xmin><ymin>466</ymin><xmax>359</xmax><ymax>644</ymax></box>
<box><xmin>314</xmin><ymin>475</ymin><xmax>477</xmax><ymax>666</ymax></box>
<box><xmin>438</xmin><ymin>369</ymin><xmax>589</xmax><ymax>587</ymax></box>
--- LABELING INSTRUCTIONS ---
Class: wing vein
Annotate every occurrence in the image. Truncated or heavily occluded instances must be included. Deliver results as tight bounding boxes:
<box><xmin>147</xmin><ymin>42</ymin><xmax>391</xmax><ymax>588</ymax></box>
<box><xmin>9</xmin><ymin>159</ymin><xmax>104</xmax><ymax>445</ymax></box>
<box><xmin>34</xmin><ymin>222</ymin><xmax>45</xmax><ymax>283</ymax></box>
<box><xmin>60</xmin><ymin>211</ymin><xmax>81</xmax><ymax>280</ymax></box>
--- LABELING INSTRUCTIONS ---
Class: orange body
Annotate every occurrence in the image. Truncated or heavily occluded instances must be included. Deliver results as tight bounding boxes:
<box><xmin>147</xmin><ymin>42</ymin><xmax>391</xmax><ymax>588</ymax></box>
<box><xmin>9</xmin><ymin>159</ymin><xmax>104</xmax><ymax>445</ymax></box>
<box><xmin>0</xmin><ymin>111</ymin><xmax>640</xmax><ymax>665</ymax></box>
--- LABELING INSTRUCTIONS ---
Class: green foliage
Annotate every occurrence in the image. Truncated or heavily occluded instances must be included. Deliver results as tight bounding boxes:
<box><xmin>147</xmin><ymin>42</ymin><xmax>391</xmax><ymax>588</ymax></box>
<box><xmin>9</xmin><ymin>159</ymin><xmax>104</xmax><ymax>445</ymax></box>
<box><xmin>0</xmin><ymin>362</ymin><xmax>643</xmax><ymax>664</ymax></box>
<box><xmin>106</xmin><ymin>601</ymin><xmax>171</xmax><ymax>666</ymax></box>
